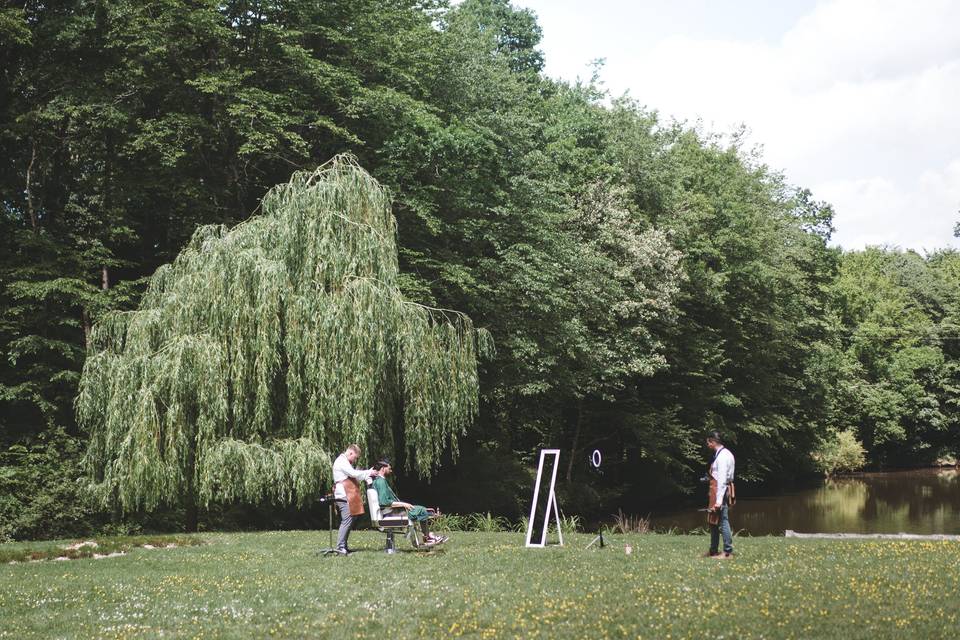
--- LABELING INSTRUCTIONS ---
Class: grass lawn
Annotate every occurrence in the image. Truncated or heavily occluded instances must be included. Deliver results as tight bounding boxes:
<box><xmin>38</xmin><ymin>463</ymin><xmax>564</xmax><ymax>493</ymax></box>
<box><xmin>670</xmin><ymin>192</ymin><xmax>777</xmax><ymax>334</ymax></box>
<box><xmin>2</xmin><ymin>530</ymin><xmax>959</xmax><ymax>639</ymax></box>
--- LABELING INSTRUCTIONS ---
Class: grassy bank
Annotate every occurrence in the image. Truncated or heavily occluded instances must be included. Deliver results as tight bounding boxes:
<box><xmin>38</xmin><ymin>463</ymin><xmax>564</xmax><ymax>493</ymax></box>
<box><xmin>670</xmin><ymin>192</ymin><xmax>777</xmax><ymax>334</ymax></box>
<box><xmin>0</xmin><ymin>534</ymin><xmax>203</xmax><ymax>563</ymax></box>
<box><xmin>2</xmin><ymin>530</ymin><xmax>958</xmax><ymax>639</ymax></box>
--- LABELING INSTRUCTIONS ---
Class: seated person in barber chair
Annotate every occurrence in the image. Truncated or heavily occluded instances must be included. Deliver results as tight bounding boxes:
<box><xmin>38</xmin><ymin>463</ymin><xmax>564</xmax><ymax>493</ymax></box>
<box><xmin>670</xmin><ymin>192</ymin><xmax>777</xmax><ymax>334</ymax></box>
<box><xmin>371</xmin><ymin>459</ymin><xmax>448</xmax><ymax>545</ymax></box>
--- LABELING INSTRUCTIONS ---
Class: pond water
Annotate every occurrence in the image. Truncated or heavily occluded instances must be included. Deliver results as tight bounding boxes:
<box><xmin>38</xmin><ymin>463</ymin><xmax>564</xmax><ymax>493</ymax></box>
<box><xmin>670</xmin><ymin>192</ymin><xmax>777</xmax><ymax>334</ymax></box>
<box><xmin>649</xmin><ymin>468</ymin><xmax>960</xmax><ymax>535</ymax></box>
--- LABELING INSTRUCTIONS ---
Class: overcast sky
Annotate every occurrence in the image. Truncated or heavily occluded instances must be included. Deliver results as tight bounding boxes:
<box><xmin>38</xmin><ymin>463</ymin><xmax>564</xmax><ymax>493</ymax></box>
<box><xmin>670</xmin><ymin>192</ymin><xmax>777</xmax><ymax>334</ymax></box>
<box><xmin>511</xmin><ymin>0</ymin><xmax>960</xmax><ymax>252</ymax></box>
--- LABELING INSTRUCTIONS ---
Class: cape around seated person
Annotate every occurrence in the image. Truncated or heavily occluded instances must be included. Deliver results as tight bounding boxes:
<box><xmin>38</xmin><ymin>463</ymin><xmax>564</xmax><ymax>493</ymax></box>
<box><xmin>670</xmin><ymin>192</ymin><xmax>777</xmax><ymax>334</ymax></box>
<box><xmin>371</xmin><ymin>459</ymin><xmax>448</xmax><ymax>546</ymax></box>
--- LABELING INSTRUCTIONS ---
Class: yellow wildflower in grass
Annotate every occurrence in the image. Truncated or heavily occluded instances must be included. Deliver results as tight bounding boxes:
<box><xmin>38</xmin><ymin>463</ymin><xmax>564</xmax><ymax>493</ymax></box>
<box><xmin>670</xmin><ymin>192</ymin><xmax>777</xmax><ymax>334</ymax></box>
<box><xmin>1</xmin><ymin>530</ymin><xmax>959</xmax><ymax>638</ymax></box>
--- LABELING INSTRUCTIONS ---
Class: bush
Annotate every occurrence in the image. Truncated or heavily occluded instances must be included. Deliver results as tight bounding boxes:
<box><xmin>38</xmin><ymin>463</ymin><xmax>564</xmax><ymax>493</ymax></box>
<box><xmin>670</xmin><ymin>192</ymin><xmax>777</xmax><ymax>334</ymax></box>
<box><xmin>514</xmin><ymin>512</ymin><xmax>581</xmax><ymax>536</ymax></box>
<box><xmin>934</xmin><ymin>452</ymin><xmax>957</xmax><ymax>467</ymax></box>
<box><xmin>466</xmin><ymin>512</ymin><xmax>509</xmax><ymax>532</ymax></box>
<box><xmin>431</xmin><ymin>513</ymin><xmax>469</xmax><ymax>531</ymax></box>
<box><xmin>812</xmin><ymin>429</ymin><xmax>867</xmax><ymax>478</ymax></box>
<box><xmin>0</xmin><ymin>433</ymin><xmax>105</xmax><ymax>541</ymax></box>
<box><xmin>611</xmin><ymin>509</ymin><xmax>651</xmax><ymax>534</ymax></box>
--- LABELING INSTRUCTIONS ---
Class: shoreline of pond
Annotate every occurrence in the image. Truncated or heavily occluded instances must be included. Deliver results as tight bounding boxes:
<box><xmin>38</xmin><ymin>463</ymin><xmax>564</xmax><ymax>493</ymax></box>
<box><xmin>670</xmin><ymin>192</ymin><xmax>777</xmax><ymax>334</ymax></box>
<box><xmin>645</xmin><ymin>466</ymin><xmax>960</xmax><ymax>536</ymax></box>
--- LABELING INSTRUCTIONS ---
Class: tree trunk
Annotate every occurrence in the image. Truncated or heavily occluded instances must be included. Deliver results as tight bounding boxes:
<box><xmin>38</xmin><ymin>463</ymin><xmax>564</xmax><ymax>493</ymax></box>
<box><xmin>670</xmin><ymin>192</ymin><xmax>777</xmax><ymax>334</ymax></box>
<box><xmin>184</xmin><ymin>432</ymin><xmax>199</xmax><ymax>532</ymax></box>
<box><xmin>26</xmin><ymin>141</ymin><xmax>38</xmax><ymax>232</ymax></box>
<box><xmin>184</xmin><ymin>497</ymin><xmax>199</xmax><ymax>533</ymax></box>
<box><xmin>565</xmin><ymin>398</ymin><xmax>583</xmax><ymax>483</ymax></box>
<box><xmin>81</xmin><ymin>309</ymin><xmax>92</xmax><ymax>350</ymax></box>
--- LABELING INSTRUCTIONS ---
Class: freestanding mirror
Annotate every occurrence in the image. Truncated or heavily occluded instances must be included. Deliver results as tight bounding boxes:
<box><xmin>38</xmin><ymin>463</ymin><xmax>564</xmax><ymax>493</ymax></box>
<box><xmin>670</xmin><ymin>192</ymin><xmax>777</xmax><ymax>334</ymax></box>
<box><xmin>525</xmin><ymin>449</ymin><xmax>563</xmax><ymax>547</ymax></box>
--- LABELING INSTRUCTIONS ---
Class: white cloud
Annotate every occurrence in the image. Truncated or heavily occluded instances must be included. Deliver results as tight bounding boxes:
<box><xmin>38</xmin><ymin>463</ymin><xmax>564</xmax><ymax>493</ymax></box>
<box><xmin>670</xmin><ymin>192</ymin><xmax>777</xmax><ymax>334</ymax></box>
<box><xmin>920</xmin><ymin>159</ymin><xmax>960</xmax><ymax>206</ymax></box>
<box><xmin>814</xmin><ymin>164</ymin><xmax>960</xmax><ymax>250</ymax></box>
<box><xmin>782</xmin><ymin>0</ymin><xmax>960</xmax><ymax>88</ymax></box>
<box><xmin>517</xmin><ymin>0</ymin><xmax>960</xmax><ymax>251</ymax></box>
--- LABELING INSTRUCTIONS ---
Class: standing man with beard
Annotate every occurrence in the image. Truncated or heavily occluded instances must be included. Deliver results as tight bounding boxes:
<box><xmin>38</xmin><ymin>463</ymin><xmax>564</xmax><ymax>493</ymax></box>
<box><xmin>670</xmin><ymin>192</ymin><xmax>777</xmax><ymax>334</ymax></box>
<box><xmin>332</xmin><ymin>444</ymin><xmax>377</xmax><ymax>555</ymax></box>
<box><xmin>704</xmin><ymin>431</ymin><xmax>736</xmax><ymax>559</ymax></box>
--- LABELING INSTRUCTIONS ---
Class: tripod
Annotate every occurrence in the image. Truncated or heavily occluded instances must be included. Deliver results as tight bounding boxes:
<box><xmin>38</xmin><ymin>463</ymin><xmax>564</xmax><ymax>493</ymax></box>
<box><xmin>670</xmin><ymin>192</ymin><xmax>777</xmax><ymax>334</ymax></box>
<box><xmin>316</xmin><ymin>494</ymin><xmax>339</xmax><ymax>556</ymax></box>
<box><xmin>585</xmin><ymin>528</ymin><xmax>605</xmax><ymax>550</ymax></box>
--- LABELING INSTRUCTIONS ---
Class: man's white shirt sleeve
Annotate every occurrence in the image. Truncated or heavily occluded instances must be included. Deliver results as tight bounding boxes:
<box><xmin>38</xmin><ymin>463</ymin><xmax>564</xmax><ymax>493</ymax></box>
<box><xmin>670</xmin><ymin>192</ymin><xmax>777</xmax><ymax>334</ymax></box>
<box><xmin>712</xmin><ymin>448</ymin><xmax>735</xmax><ymax>507</ymax></box>
<box><xmin>332</xmin><ymin>454</ymin><xmax>372</xmax><ymax>500</ymax></box>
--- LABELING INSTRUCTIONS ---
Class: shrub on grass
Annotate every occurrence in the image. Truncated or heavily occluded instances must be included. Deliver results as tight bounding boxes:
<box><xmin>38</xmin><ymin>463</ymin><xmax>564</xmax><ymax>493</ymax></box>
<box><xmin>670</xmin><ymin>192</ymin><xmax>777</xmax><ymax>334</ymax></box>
<box><xmin>0</xmin><ymin>435</ymin><xmax>104</xmax><ymax>542</ymax></box>
<box><xmin>432</xmin><ymin>513</ymin><xmax>468</xmax><ymax>531</ymax></box>
<box><xmin>514</xmin><ymin>512</ymin><xmax>581</xmax><ymax>535</ymax></box>
<box><xmin>467</xmin><ymin>512</ymin><xmax>509</xmax><ymax>532</ymax></box>
<box><xmin>611</xmin><ymin>509</ymin><xmax>651</xmax><ymax>534</ymax></box>
<box><xmin>556</xmin><ymin>513</ymin><xmax>581</xmax><ymax>533</ymax></box>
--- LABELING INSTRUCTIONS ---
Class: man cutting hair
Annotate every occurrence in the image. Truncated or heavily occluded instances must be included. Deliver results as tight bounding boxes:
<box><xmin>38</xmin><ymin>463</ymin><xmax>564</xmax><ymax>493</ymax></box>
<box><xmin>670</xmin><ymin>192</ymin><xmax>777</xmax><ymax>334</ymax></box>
<box><xmin>331</xmin><ymin>444</ymin><xmax>378</xmax><ymax>555</ymax></box>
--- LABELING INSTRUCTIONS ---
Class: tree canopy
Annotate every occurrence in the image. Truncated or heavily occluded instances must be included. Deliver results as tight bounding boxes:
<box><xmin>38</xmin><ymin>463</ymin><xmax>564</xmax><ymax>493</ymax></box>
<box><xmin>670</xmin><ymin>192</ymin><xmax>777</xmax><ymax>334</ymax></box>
<box><xmin>1</xmin><ymin>0</ymin><xmax>958</xmax><ymax>539</ymax></box>
<box><xmin>76</xmin><ymin>156</ymin><xmax>486</xmax><ymax>520</ymax></box>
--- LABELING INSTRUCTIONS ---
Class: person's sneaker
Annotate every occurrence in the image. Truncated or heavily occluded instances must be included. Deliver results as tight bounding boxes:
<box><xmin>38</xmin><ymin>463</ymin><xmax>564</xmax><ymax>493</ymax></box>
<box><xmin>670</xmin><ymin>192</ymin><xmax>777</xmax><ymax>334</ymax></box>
<box><xmin>702</xmin><ymin>551</ymin><xmax>719</xmax><ymax>557</ymax></box>
<box><xmin>335</xmin><ymin>547</ymin><xmax>350</xmax><ymax>556</ymax></box>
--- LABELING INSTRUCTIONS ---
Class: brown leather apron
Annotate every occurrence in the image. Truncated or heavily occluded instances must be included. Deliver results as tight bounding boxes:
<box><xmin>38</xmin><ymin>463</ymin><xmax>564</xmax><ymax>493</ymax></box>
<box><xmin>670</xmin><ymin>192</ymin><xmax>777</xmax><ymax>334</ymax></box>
<box><xmin>340</xmin><ymin>478</ymin><xmax>364</xmax><ymax>516</ymax></box>
<box><xmin>707</xmin><ymin>476</ymin><xmax>719</xmax><ymax>525</ymax></box>
<box><xmin>706</xmin><ymin>474</ymin><xmax>735</xmax><ymax>526</ymax></box>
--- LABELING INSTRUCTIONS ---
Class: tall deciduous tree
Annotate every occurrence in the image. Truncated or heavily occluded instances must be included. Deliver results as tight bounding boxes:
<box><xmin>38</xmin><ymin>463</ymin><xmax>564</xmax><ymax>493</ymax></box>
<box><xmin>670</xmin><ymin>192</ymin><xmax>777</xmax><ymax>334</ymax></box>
<box><xmin>77</xmin><ymin>157</ymin><xmax>487</xmax><ymax>528</ymax></box>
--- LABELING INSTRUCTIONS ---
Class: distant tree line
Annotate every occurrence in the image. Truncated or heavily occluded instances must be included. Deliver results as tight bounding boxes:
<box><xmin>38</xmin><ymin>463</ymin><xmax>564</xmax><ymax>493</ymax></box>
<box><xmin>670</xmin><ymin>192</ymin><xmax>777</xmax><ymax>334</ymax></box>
<box><xmin>2</xmin><ymin>0</ymin><xmax>958</xmax><ymax>540</ymax></box>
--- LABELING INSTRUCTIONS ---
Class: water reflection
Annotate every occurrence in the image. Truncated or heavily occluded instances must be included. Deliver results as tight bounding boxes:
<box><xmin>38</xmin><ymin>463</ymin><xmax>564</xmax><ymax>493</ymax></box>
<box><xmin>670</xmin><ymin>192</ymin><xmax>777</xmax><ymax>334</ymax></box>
<box><xmin>651</xmin><ymin>468</ymin><xmax>960</xmax><ymax>535</ymax></box>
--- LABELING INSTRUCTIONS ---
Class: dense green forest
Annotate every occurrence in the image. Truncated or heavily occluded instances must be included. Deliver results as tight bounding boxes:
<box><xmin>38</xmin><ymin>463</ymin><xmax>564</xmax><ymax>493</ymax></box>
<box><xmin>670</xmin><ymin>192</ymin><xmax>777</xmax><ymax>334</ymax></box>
<box><xmin>2</xmin><ymin>0</ymin><xmax>959</xmax><ymax>540</ymax></box>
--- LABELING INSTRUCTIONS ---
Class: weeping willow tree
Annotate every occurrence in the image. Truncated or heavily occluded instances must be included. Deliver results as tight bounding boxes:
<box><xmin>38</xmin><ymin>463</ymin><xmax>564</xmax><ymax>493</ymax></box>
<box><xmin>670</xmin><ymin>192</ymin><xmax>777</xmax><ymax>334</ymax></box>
<box><xmin>77</xmin><ymin>156</ymin><xmax>489</xmax><ymax>527</ymax></box>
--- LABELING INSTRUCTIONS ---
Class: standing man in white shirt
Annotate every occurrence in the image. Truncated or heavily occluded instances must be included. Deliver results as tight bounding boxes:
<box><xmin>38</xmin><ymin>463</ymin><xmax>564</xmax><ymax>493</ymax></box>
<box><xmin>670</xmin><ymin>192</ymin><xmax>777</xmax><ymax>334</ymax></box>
<box><xmin>332</xmin><ymin>444</ymin><xmax>377</xmax><ymax>555</ymax></box>
<box><xmin>705</xmin><ymin>431</ymin><xmax>736</xmax><ymax>558</ymax></box>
